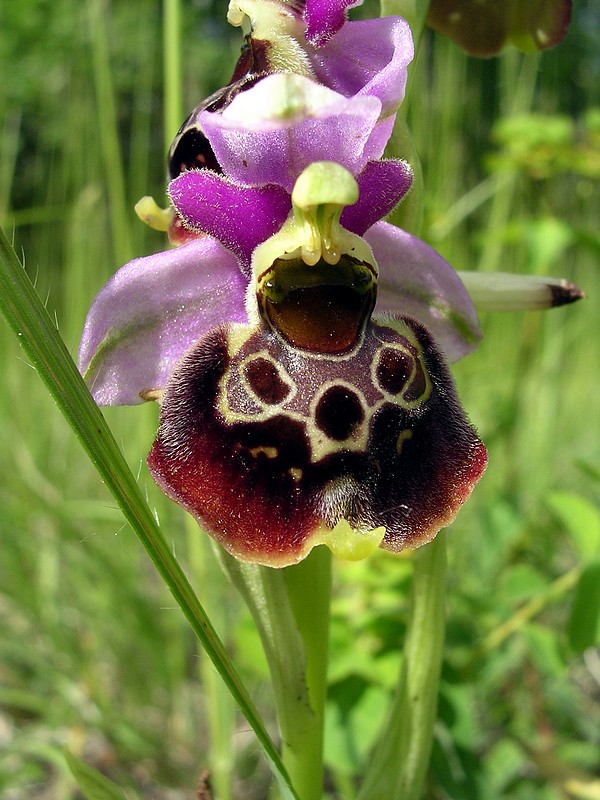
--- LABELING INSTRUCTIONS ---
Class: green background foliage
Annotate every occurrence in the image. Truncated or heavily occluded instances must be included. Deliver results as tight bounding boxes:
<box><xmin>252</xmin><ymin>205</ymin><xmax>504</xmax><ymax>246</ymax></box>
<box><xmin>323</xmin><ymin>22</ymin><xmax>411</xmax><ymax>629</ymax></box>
<box><xmin>1</xmin><ymin>0</ymin><xmax>599</xmax><ymax>797</ymax></box>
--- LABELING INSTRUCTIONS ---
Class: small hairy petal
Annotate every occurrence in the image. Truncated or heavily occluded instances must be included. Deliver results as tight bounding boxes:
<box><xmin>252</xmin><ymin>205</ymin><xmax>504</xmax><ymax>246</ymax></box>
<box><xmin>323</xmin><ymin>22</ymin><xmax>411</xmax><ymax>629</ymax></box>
<box><xmin>365</xmin><ymin>221</ymin><xmax>482</xmax><ymax>362</ymax></box>
<box><xmin>199</xmin><ymin>74</ymin><xmax>383</xmax><ymax>192</ymax></box>
<box><xmin>310</xmin><ymin>16</ymin><xmax>413</xmax><ymax>116</ymax></box>
<box><xmin>148</xmin><ymin>317</ymin><xmax>486</xmax><ymax>567</ymax></box>
<box><xmin>304</xmin><ymin>0</ymin><xmax>362</xmax><ymax>46</ymax></box>
<box><xmin>168</xmin><ymin>170</ymin><xmax>291</xmax><ymax>272</ymax></box>
<box><xmin>78</xmin><ymin>239</ymin><xmax>248</xmax><ymax>405</ymax></box>
<box><xmin>341</xmin><ymin>159</ymin><xmax>413</xmax><ymax>236</ymax></box>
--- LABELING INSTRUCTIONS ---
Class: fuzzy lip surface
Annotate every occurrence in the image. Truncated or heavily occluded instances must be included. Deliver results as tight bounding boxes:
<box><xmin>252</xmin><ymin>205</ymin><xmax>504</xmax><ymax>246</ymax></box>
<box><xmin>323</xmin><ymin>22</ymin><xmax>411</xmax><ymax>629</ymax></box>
<box><xmin>146</xmin><ymin>316</ymin><xmax>487</xmax><ymax>567</ymax></box>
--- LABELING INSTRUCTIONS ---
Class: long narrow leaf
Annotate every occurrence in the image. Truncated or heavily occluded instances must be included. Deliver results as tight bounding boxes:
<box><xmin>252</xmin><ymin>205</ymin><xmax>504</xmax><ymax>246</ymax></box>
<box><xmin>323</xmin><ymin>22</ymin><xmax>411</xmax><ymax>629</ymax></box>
<box><xmin>0</xmin><ymin>225</ymin><xmax>297</xmax><ymax>800</ymax></box>
<box><xmin>64</xmin><ymin>751</ymin><xmax>129</xmax><ymax>800</ymax></box>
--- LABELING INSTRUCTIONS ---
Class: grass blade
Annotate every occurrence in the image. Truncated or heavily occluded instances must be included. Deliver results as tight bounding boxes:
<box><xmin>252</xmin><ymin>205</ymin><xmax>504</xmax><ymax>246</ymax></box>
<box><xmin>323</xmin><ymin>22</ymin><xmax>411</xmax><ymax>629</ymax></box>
<box><xmin>64</xmin><ymin>751</ymin><xmax>129</xmax><ymax>800</ymax></box>
<box><xmin>0</xmin><ymin>224</ymin><xmax>298</xmax><ymax>800</ymax></box>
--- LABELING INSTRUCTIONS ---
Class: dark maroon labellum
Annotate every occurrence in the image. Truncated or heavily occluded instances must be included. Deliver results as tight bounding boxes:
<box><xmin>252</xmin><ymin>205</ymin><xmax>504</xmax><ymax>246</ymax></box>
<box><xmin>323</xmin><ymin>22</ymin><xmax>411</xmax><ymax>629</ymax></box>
<box><xmin>148</xmin><ymin>316</ymin><xmax>487</xmax><ymax>566</ymax></box>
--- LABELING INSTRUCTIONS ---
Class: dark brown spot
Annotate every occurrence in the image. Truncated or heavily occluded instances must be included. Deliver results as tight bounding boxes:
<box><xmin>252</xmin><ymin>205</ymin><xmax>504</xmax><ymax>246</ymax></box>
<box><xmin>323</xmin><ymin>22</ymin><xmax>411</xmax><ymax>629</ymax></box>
<box><xmin>168</xmin><ymin>123</ymin><xmax>223</xmax><ymax>180</ymax></box>
<box><xmin>315</xmin><ymin>386</ymin><xmax>364</xmax><ymax>441</ymax></box>
<box><xmin>404</xmin><ymin>360</ymin><xmax>428</xmax><ymax>402</ymax></box>
<box><xmin>376</xmin><ymin>348</ymin><xmax>413</xmax><ymax>395</ymax></box>
<box><xmin>244</xmin><ymin>357</ymin><xmax>291</xmax><ymax>405</ymax></box>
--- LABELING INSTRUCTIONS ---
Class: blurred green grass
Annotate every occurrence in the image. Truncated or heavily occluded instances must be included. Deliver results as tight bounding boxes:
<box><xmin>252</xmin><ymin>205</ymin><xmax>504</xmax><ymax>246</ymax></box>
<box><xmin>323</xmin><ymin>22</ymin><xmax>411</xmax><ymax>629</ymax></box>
<box><xmin>1</xmin><ymin>0</ymin><xmax>599</xmax><ymax>798</ymax></box>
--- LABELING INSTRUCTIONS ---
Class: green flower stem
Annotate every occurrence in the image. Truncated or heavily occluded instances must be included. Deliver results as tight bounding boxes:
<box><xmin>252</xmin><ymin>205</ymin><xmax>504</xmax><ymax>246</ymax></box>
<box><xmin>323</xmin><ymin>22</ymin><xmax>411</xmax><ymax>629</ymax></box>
<box><xmin>282</xmin><ymin>546</ymin><xmax>332</xmax><ymax>799</ymax></box>
<box><xmin>357</xmin><ymin>535</ymin><xmax>447</xmax><ymax>800</ymax></box>
<box><xmin>163</xmin><ymin>0</ymin><xmax>184</xmax><ymax>151</ymax></box>
<box><xmin>220</xmin><ymin>546</ymin><xmax>332</xmax><ymax>800</ymax></box>
<box><xmin>87</xmin><ymin>0</ymin><xmax>133</xmax><ymax>264</ymax></box>
<box><xmin>0</xmin><ymin>226</ymin><xmax>297</xmax><ymax>800</ymax></box>
<box><xmin>187</xmin><ymin>522</ymin><xmax>235</xmax><ymax>800</ymax></box>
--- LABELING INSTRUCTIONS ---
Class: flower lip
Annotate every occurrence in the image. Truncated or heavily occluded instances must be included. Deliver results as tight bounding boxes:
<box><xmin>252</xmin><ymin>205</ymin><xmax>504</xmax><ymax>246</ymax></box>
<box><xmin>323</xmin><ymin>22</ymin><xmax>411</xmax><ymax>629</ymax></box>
<box><xmin>147</xmin><ymin>313</ymin><xmax>488</xmax><ymax>566</ymax></box>
<box><xmin>258</xmin><ymin>254</ymin><xmax>376</xmax><ymax>353</ymax></box>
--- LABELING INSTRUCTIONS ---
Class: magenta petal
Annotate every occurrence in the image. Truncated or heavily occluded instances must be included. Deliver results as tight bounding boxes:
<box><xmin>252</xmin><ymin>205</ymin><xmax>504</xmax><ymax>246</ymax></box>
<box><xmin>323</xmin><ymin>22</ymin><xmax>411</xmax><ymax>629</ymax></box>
<box><xmin>361</xmin><ymin>116</ymin><xmax>396</xmax><ymax>164</ymax></box>
<box><xmin>341</xmin><ymin>159</ymin><xmax>413</xmax><ymax>235</ymax></box>
<box><xmin>168</xmin><ymin>170</ymin><xmax>291</xmax><ymax>271</ymax></box>
<box><xmin>310</xmin><ymin>17</ymin><xmax>413</xmax><ymax>116</ymax></box>
<box><xmin>365</xmin><ymin>222</ymin><xmax>482</xmax><ymax>362</ymax></box>
<box><xmin>199</xmin><ymin>75</ymin><xmax>383</xmax><ymax>192</ymax></box>
<box><xmin>78</xmin><ymin>239</ymin><xmax>248</xmax><ymax>406</ymax></box>
<box><xmin>304</xmin><ymin>0</ymin><xmax>361</xmax><ymax>46</ymax></box>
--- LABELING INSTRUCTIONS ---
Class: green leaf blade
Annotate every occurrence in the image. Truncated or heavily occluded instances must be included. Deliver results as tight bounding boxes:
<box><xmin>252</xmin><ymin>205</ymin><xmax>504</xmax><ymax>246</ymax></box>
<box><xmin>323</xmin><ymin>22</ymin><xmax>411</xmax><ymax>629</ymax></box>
<box><xmin>64</xmin><ymin>751</ymin><xmax>129</xmax><ymax>800</ymax></box>
<box><xmin>0</xmin><ymin>225</ymin><xmax>297</xmax><ymax>800</ymax></box>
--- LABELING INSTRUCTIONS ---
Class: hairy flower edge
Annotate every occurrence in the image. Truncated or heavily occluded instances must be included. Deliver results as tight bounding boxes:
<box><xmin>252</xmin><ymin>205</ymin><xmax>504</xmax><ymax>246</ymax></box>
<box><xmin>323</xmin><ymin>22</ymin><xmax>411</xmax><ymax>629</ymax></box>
<box><xmin>147</xmin><ymin>315</ymin><xmax>488</xmax><ymax>566</ymax></box>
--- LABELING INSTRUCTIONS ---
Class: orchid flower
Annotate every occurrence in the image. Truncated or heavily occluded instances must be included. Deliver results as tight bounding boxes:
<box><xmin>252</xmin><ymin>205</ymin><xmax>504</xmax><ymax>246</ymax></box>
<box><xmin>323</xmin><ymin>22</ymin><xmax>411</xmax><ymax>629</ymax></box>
<box><xmin>79</xmin><ymin>63</ymin><xmax>489</xmax><ymax>566</ymax></box>
<box><xmin>223</xmin><ymin>0</ymin><xmax>414</xmax><ymax>94</ymax></box>
<box><xmin>148</xmin><ymin>161</ymin><xmax>488</xmax><ymax>566</ymax></box>
<box><xmin>427</xmin><ymin>0</ymin><xmax>572</xmax><ymax>57</ymax></box>
<box><xmin>78</xmin><ymin>2</ymin><xmax>581</xmax><ymax>568</ymax></box>
<box><xmin>162</xmin><ymin>0</ymin><xmax>413</xmax><ymax>243</ymax></box>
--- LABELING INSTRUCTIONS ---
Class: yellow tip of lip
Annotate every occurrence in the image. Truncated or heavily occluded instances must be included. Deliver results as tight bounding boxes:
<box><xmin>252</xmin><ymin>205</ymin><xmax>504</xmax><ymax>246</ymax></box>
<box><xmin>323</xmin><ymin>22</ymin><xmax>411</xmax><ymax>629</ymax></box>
<box><xmin>314</xmin><ymin>519</ymin><xmax>387</xmax><ymax>561</ymax></box>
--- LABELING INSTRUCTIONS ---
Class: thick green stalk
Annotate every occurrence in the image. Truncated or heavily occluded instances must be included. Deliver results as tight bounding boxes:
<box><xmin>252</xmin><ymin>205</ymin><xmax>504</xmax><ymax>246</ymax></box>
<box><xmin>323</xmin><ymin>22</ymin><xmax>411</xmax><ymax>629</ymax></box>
<box><xmin>87</xmin><ymin>0</ymin><xmax>133</xmax><ymax>264</ymax></box>
<box><xmin>357</xmin><ymin>535</ymin><xmax>447</xmax><ymax>800</ymax></box>
<box><xmin>0</xmin><ymin>225</ymin><xmax>297</xmax><ymax>800</ymax></box>
<box><xmin>163</xmin><ymin>0</ymin><xmax>184</xmax><ymax>150</ymax></box>
<box><xmin>221</xmin><ymin>546</ymin><xmax>332</xmax><ymax>800</ymax></box>
<box><xmin>282</xmin><ymin>547</ymin><xmax>332</xmax><ymax>799</ymax></box>
<box><xmin>187</xmin><ymin>525</ymin><xmax>235</xmax><ymax>800</ymax></box>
